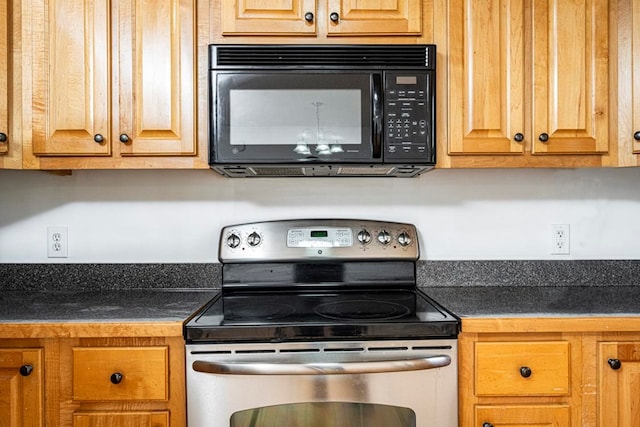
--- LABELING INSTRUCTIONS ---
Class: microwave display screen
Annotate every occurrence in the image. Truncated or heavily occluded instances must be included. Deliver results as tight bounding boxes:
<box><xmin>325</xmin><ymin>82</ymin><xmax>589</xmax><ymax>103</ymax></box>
<box><xmin>229</xmin><ymin>89</ymin><xmax>362</xmax><ymax>147</ymax></box>
<box><xmin>396</xmin><ymin>76</ymin><xmax>418</xmax><ymax>85</ymax></box>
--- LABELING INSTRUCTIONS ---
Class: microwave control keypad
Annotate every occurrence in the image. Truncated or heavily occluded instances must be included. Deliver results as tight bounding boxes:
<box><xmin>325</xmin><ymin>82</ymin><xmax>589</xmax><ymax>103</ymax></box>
<box><xmin>384</xmin><ymin>73</ymin><xmax>431</xmax><ymax>160</ymax></box>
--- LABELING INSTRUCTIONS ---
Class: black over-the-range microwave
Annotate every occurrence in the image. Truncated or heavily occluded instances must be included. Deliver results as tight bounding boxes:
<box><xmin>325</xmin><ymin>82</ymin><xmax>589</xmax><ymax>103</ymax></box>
<box><xmin>209</xmin><ymin>44</ymin><xmax>436</xmax><ymax>177</ymax></box>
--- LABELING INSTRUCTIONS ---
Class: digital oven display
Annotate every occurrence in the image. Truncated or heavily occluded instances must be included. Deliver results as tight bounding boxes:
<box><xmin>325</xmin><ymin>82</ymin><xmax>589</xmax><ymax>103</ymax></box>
<box><xmin>287</xmin><ymin>227</ymin><xmax>352</xmax><ymax>248</ymax></box>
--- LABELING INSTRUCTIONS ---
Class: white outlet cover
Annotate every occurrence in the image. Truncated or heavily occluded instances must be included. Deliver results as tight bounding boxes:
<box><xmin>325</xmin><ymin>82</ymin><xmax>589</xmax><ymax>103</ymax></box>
<box><xmin>47</xmin><ymin>226</ymin><xmax>68</xmax><ymax>258</ymax></box>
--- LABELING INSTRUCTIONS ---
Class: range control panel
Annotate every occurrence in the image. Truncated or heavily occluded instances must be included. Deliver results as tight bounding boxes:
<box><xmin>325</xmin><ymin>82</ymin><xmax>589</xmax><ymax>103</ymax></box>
<box><xmin>219</xmin><ymin>219</ymin><xmax>419</xmax><ymax>263</ymax></box>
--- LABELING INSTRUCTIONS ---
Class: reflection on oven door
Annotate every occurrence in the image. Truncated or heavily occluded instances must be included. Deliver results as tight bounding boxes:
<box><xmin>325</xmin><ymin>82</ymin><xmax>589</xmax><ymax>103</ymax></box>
<box><xmin>231</xmin><ymin>402</ymin><xmax>415</xmax><ymax>427</ymax></box>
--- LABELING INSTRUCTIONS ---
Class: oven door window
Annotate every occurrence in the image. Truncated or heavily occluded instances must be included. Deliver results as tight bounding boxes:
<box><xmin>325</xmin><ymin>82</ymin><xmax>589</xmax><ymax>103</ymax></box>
<box><xmin>230</xmin><ymin>402</ymin><xmax>416</xmax><ymax>427</ymax></box>
<box><xmin>213</xmin><ymin>73</ymin><xmax>381</xmax><ymax>163</ymax></box>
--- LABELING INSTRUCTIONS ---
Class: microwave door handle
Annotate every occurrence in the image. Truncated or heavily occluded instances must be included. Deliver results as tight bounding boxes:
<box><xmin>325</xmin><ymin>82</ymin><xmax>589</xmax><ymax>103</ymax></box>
<box><xmin>372</xmin><ymin>73</ymin><xmax>383</xmax><ymax>159</ymax></box>
<box><xmin>192</xmin><ymin>355</ymin><xmax>450</xmax><ymax>376</ymax></box>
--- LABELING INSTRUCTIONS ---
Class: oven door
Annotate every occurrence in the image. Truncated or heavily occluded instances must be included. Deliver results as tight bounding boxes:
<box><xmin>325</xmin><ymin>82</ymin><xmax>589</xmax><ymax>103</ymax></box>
<box><xmin>210</xmin><ymin>71</ymin><xmax>383</xmax><ymax>164</ymax></box>
<box><xmin>186</xmin><ymin>340</ymin><xmax>457</xmax><ymax>427</ymax></box>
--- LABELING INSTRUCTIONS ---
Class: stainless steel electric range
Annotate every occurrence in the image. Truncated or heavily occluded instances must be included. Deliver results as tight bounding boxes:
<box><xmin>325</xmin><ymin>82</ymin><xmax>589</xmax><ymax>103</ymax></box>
<box><xmin>184</xmin><ymin>219</ymin><xmax>460</xmax><ymax>427</ymax></box>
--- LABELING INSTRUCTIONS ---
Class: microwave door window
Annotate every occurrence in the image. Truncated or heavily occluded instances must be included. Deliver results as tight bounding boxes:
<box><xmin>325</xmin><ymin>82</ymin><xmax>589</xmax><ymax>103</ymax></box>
<box><xmin>230</xmin><ymin>90</ymin><xmax>361</xmax><ymax>158</ymax></box>
<box><xmin>214</xmin><ymin>73</ymin><xmax>376</xmax><ymax>163</ymax></box>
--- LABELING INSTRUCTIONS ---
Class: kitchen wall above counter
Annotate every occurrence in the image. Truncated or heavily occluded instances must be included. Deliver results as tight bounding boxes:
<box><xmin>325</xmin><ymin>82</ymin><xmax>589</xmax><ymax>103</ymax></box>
<box><xmin>2</xmin><ymin>167</ymin><xmax>640</xmax><ymax>262</ymax></box>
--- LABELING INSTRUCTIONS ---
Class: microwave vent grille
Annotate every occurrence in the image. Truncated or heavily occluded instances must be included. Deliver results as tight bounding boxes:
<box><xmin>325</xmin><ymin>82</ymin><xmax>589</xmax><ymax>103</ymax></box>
<box><xmin>212</xmin><ymin>45</ymin><xmax>435</xmax><ymax>69</ymax></box>
<box><xmin>337</xmin><ymin>166</ymin><xmax>393</xmax><ymax>176</ymax></box>
<box><xmin>250</xmin><ymin>167</ymin><xmax>307</xmax><ymax>176</ymax></box>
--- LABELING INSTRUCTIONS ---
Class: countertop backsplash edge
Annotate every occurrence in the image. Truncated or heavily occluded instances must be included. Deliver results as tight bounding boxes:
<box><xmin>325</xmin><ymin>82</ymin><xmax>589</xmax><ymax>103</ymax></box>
<box><xmin>2</xmin><ymin>260</ymin><xmax>639</xmax><ymax>291</ymax></box>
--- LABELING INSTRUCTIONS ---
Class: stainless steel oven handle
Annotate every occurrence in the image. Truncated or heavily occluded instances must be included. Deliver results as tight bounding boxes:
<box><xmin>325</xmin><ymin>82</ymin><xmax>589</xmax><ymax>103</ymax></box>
<box><xmin>192</xmin><ymin>355</ymin><xmax>450</xmax><ymax>376</ymax></box>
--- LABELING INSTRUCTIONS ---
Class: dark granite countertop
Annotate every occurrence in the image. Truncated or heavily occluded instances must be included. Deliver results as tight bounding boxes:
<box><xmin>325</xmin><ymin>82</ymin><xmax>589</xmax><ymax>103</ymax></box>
<box><xmin>0</xmin><ymin>264</ymin><xmax>221</xmax><ymax>324</ymax></box>
<box><xmin>1</xmin><ymin>261</ymin><xmax>639</xmax><ymax>324</ymax></box>
<box><xmin>0</xmin><ymin>289</ymin><xmax>216</xmax><ymax>323</ymax></box>
<box><xmin>423</xmin><ymin>285</ymin><xmax>640</xmax><ymax>318</ymax></box>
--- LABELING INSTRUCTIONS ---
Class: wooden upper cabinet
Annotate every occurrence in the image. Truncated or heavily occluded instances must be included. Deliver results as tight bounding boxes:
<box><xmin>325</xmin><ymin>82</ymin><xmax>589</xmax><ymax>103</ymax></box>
<box><xmin>326</xmin><ymin>0</ymin><xmax>422</xmax><ymax>36</ymax></box>
<box><xmin>31</xmin><ymin>0</ymin><xmax>111</xmax><ymax>156</ymax></box>
<box><xmin>220</xmin><ymin>0</ymin><xmax>421</xmax><ymax>36</ymax></box>
<box><xmin>0</xmin><ymin>348</ymin><xmax>43</xmax><ymax>427</ymax></box>
<box><xmin>221</xmin><ymin>0</ymin><xmax>318</xmax><ymax>35</ymax></box>
<box><xmin>448</xmin><ymin>0</ymin><xmax>525</xmax><ymax>154</ymax></box>
<box><xmin>31</xmin><ymin>0</ymin><xmax>196</xmax><ymax>157</ymax></box>
<box><xmin>598</xmin><ymin>342</ymin><xmax>640</xmax><ymax>427</ymax></box>
<box><xmin>115</xmin><ymin>0</ymin><xmax>196</xmax><ymax>156</ymax></box>
<box><xmin>32</xmin><ymin>0</ymin><xmax>110</xmax><ymax>156</ymax></box>
<box><xmin>531</xmin><ymin>0</ymin><xmax>608</xmax><ymax>154</ymax></box>
<box><xmin>0</xmin><ymin>0</ymin><xmax>9</xmax><ymax>155</ymax></box>
<box><xmin>448</xmin><ymin>0</ymin><xmax>609</xmax><ymax>157</ymax></box>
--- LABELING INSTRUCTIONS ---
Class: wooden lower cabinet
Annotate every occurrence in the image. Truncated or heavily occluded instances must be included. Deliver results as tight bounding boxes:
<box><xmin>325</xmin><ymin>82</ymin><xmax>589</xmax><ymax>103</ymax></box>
<box><xmin>476</xmin><ymin>404</ymin><xmax>570</xmax><ymax>427</ymax></box>
<box><xmin>0</xmin><ymin>347</ymin><xmax>44</xmax><ymax>427</ymax></box>
<box><xmin>59</xmin><ymin>337</ymin><xmax>185</xmax><ymax>427</ymax></box>
<box><xmin>598</xmin><ymin>341</ymin><xmax>640</xmax><ymax>427</ymax></box>
<box><xmin>73</xmin><ymin>411</ymin><xmax>169</xmax><ymax>427</ymax></box>
<box><xmin>0</xmin><ymin>326</ymin><xmax>186</xmax><ymax>427</ymax></box>
<box><xmin>460</xmin><ymin>321</ymin><xmax>640</xmax><ymax>427</ymax></box>
<box><xmin>458</xmin><ymin>332</ymin><xmax>580</xmax><ymax>426</ymax></box>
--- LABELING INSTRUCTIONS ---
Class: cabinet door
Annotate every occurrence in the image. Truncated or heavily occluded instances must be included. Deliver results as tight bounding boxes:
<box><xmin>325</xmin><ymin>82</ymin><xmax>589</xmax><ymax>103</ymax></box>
<box><xmin>0</xmin><ymin>348</ymin><xmax>43</xmax><ymax>427</ymax></box>
<box><xmin>633</xmin><ymin>0</ymin><xmax>640</xmax><ymax>154</ymax></box>
<box><xmin>73</xmin><ymin>412</ymin><xmax>168</xmax><ymax>427</ymax></box>
<box><xmin>477</xmin><ymin>405</ymin><xmax>570</xmax><ymax>427</ymax></box>
<box><xmin>32</xmin><ymin>0</ymin><xmax>110</xmax><ymax>156</ymax></box>
<box><xmin>221</xmin><ymin>0</ymin><xmax>317</xmax><ymax>35</ymax></box>
<box><xmin>0</xmin><ymin>0</ymin><xmax>8</xmax><ymax>155</ymax></box>
<box><xmin>531</xmin><ymin>0</ymin><xmax>608</xmax><ymax>154</ymax></box>
<box><xmin>326</xmin><ymin>0</ymin><xmax>422</xmax><ymax>35</ymax></box>
<box><xmin>116</xmin><ymin>0</ymin><xmax>196</xmax><ymax>156</ymax></box>
<box><xmin>448</xmin><ymin>0</ymin><xmax>525</xmax><ymax>154</ymax></box>
<box><xmin>598</xmin><ymin>342</ymin><xmax>640</xmax><ymax>427</ymax></box>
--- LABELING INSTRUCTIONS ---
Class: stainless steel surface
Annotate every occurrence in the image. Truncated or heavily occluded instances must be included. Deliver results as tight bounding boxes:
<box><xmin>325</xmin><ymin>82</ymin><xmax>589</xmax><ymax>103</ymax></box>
<box><xmin>187</xmin><ymin>219</ymin><xmax>458</xmax><ymax>426</ymax></box>
<box><xmin>218</xmin><ymin>219</ymin><xmax>419</xmax><ymax>263</ymax></box>
<box><xmin>192</xmin><ymin>355</ymin><xmax>451</xmax><ymax>376</ymax></box>
<box><xmin>187</xmin><ymin>340</ymin><xmax>458</xmax><ymax>427</ymax></box>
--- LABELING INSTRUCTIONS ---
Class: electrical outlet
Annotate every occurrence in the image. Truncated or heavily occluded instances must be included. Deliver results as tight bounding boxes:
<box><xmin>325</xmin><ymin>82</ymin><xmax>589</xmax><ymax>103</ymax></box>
<box><xmin>47</xmin><ymin>226</ymin><xmax>68</xmax><ymax>258</ymax></box>
<box><xmin>551</xmin><ymin>224</ymin><xmax>570</xmax><ymax>255</ymax></box>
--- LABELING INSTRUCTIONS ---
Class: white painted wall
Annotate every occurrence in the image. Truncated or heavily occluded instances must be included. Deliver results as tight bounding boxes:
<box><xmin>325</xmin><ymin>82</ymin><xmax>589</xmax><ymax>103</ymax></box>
<box><xmin>1</xmin><ymin>167</ymin><xmax>639</xmax><ymax>262</ymax></box>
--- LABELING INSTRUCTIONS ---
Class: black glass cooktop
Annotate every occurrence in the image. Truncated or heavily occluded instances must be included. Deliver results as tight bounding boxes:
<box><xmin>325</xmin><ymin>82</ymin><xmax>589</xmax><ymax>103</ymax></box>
<box><xmin>184</xmin><ymin>289</ymin><xmax>460</xmax><ymax>343</ymax></box>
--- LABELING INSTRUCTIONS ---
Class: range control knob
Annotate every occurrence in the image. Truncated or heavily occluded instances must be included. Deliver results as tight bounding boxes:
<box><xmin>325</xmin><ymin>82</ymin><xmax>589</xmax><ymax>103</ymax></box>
<box><xmin>226</xmin><ymin>233</ymin><xmax>241</xmax><ymax>248</ymax></box>
<box><xmin>397</xmin><ymin>232</ymin><xmax>412</xmax><ymax>246</ymax></box>
<box><xmin>377</xmin><ymin>230</ymin><xmax>391</xmax><ymax>245</ymax></box>
<box><xmin>357</xmin><ymin>229</ymin><xmax>372</xmax><ymax>244</ymax></box>
<box><xmin>247</xmin><ymin>232</ymin><xmax>262</xmax><ymax>246</ymax></box>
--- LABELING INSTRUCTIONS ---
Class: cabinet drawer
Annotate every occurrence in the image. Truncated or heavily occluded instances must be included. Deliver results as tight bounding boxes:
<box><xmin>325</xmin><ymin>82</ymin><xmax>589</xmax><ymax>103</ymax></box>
<box><xmin>475</xmin><ymin>341</ymin><xmax>570</xmax><ymax>396</ymax></box>
<box><xmin>73</xmin><ymin>346</ymin><xmax>168</xmax><ymax>401</ymax></box>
